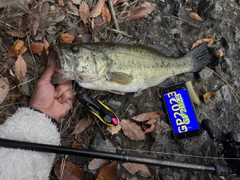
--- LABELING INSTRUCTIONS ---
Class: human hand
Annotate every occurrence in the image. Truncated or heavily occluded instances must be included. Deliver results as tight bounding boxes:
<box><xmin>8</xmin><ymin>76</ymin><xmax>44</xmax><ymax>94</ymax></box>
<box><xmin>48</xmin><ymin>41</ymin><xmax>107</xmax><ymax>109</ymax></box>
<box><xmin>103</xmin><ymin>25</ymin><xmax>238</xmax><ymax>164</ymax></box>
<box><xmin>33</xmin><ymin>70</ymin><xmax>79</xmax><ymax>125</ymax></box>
<box><xmin>29</xmin><ymin>61</ymin><xmax>74</xmax><ymax>121</ymax></box>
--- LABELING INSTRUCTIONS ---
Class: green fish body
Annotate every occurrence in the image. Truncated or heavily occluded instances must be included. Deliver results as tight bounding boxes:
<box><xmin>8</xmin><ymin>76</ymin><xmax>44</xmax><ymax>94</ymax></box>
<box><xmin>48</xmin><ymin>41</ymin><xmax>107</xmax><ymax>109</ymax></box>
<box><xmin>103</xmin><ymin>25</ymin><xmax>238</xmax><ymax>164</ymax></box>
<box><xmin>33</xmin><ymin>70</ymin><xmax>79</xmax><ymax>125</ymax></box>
<box><xmin>49</xmin><ymin>42</ymin><xmax>214</xmax><ymax>94</ymax></box>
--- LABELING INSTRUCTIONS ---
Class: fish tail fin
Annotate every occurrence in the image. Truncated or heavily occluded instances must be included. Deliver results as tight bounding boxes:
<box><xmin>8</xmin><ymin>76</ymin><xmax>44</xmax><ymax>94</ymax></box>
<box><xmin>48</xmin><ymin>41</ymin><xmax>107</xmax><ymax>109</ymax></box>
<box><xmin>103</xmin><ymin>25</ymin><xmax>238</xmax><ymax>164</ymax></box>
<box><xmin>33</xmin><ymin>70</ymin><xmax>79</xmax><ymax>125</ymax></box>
<box><xmin>186</xmin><ymin>42</ymin><xmax>216</xmax><ymax>72</ymax></box>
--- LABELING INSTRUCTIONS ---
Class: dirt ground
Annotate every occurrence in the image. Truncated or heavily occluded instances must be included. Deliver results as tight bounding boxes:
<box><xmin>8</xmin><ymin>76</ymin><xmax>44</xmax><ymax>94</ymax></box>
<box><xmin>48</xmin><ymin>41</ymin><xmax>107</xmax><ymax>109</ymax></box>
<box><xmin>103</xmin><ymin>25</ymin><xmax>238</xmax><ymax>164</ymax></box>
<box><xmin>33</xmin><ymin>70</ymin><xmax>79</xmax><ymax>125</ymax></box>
<box><xmin>1</xmin><ymin>0</ymin><xmax>240</xmax><ymax>179</ymax></box>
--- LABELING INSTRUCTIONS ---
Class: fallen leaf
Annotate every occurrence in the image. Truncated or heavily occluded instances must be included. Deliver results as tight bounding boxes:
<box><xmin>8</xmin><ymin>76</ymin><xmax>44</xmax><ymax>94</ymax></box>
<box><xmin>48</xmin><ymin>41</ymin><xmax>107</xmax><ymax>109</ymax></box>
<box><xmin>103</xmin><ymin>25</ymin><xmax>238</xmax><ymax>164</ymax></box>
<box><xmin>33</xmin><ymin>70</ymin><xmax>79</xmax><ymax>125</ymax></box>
<box><xmin>90</xmin><ymin>0</ymin><xmax>105</xmax><ymax>17</ymax></box>
<box><xmin>72</xmin><ymin>118</ymin><xmax>93</xmax><ymax>134</ymax></box>
<box><xmin>71</xmin><ymin>0</ymin><xmax>81</xmax><ymax>5</ymax></box>
<box><xmin>101</xmin><ymin>4</ymin><xmax>111</xmax><ymax>24</ymax></box>
<box><xmin>30</xmin><ymin>42</ymin><xmax>45</xmax><ymax>54</ymax></box>
<box><xmin>107</xmin><ymin>123</ymin><xmax>121</xmax><ymax>135</ymax></box>
<box><xmin>112</xmin><ymin>0</ymin><xmax>118</xmax><ymax>5</ymax></box>
<box><xmin>143</xmin><ymin>118</ymin><xmax>157</xmax><ymax>133</ymax></box>
<box><xmin>60</xmin><ymin>33</ymin><xmax>75</xmax><ymax>43</ymax></box>
<box><xmin>189</xmin><ymin>12</ymin><xmax>203</xmax><ymax>21</ymax></box>
<box><xmin>216</xmin><ymin>49</ymin><xmax>224</xmax><ymax>57</ymax></box>
<box><xmin>88</xmin><ymin>159</ymin><xmax>109</xmax><ymax>170</ymax></box>
<box><xmin>14</xmin><ymin>55</ymin><xmax>27</xmax><ymax>80</ymax></box>
<box><xmin>0</xmin><ymin>77</ymin><xmax>9</xmax><ymax>104</ymax></box>
<box><xmin>6</xmin><ymin>29</ymin><xmax>26</xmax><ymax>38</ymax></box>
<box><xmin>57</xmin><ymin>0</ymin><xmax>64</xmax><ymax>6</ymax></box>
<box><xmin>72</xmin><ymin>140</ymin><xmax>84</xmax><ymax>149</ymax></box>
<box><xmin>120</xmin><ymin>119</ymin><xmax>146</xmax><ymax>140</ymax></box>
<box><xmin>96</xmin><ymin>161</ymin><xmax>117</xmax><ymax>180</ymax></box>
<box><xmin>9</xmin><ymin>40</ymin><xmax>27</xmax><ymax>57</ymax></box>
<box><xmin>126</xmin><ymin>2</ymin><xmax>155</xmax><ymax>21</ymax></box>
<box><xmin>40</xmin><ymin>48</ymin><xmax>48</xmax><ymax>66</ymax></box>
<box><xmin>43</xmin><ymin>37</ymin><xmax>50</xmax><ymax>50</ymax></box>
<box><xmin>122</xmin><ymin>163</ymin><xmax>151</xmax><ymax>177</ymax></box>
<box><xmin>79</xmin><ymin>1</ymin><xmax>90</xmax><ymax>25</ymax></box>
<box><xmin>66</xmin><ymin>0</ymin><xmax>79</xmax><ymax>16</ymax></box>
<box><xmin>191</xmin><ymin>38</ymin><xmax>213</xmax><ymax>49</ymax></box>
<box><xmin>203</xmin><ymin>91</ymin><xmax>216</xmax><ymax>102</ymax></box>
<box><xmin>54</xmin><ymin>162</ymin><xmax>86</xmax><ymax>180</ymax></box>
<box><xmin>11</xmin><ymin>87</ymin><xmax>20</xmax><ymax>102</ymax></box>
<box><xmin>131</xmin><ymin>111</ymin><xmax>164</xmax><ymax>122</ymax></box>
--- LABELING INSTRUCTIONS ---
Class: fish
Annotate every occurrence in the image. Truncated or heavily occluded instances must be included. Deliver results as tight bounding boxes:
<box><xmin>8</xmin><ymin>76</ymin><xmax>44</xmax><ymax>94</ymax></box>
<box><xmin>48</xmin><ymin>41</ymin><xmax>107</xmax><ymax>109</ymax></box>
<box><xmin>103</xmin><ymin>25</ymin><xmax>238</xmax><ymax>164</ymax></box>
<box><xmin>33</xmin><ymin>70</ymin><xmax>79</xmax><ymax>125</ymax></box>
<box><xmin>49</xmin><ymin>42</ymin><xmax>215</xmax><ymax>94</ymax></box>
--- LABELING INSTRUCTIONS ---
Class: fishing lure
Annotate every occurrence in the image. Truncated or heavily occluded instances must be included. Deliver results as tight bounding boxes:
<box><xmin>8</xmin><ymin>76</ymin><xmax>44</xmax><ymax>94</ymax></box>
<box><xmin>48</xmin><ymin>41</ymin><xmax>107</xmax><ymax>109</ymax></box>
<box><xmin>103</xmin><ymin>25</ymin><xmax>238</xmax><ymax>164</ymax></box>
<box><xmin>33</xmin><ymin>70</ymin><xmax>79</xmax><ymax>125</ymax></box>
<box><xmin>76</xmin><ymin>94</ymin><xmax>119</xmax><ymax>126</ymax></box>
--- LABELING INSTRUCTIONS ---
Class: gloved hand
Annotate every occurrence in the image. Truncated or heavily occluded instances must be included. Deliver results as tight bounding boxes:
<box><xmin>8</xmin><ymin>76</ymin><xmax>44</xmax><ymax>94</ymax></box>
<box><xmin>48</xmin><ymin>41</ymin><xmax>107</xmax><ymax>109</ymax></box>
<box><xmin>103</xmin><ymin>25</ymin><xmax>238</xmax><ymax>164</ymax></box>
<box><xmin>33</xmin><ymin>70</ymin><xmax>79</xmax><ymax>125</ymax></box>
<box><xmin>29</xmin><ymin>60</ymin><xmax>74</xmax><ymax>121</ymax></box>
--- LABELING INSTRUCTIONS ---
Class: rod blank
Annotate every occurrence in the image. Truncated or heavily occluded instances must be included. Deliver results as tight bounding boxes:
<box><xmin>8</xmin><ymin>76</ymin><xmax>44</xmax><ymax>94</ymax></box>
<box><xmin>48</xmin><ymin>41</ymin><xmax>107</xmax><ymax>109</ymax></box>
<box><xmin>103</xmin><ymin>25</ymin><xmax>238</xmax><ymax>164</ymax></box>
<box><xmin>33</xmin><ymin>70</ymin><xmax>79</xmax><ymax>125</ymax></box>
<box><xmin>0</xmin><ymin>138</ymin><xmax>216</xmax><ymax>173</ymax></box>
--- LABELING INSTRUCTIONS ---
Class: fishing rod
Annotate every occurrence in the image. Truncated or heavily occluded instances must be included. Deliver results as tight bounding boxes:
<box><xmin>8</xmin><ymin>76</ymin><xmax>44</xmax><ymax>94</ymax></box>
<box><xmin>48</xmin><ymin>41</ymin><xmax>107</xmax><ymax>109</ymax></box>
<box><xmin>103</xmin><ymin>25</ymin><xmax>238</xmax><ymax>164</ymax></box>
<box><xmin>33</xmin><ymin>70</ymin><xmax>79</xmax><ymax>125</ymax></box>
<box><xmin>0</xmin><ymin>120</ymin><xmax>239</xmax><ymax>176</ymax></box>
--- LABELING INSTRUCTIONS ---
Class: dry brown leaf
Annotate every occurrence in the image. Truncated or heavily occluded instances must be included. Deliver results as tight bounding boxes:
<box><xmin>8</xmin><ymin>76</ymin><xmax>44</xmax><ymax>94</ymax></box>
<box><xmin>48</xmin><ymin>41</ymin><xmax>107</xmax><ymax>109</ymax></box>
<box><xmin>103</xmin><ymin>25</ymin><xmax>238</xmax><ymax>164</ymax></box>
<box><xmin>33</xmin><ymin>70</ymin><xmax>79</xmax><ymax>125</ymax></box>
<box><xmin>189</xmin><ymin>12</ymin><xmax>203</xmax><ymax>21</ymax></box>
<box><xmin>71</xmin><ymin>140</ymin><xmax>85</xmax><ymax>149</ymax></box>
<box><xmin>216</xmin><ymin>49</ymin><xmax>224</xmax><ymax>57</ymax></box>
<box><xmin>0</xmin><ymin>77</ymin><xmax>9</xmax><ymax>104</ymax></box>
<box><xmin>43</xmin><ymin>37</ymin><xmax>50</xmax><ymax>50</ymax></box>
<box><xmin>66</xmin><ymin>0</ymin><xmax>79</xmax><ymax>16</ymax></box>
<box><xmin>54</xmin><ymin>162</ymin><xmax>86</xmax><ymax>180</ymax></box>
<box><xmin>203</xmin><ymin>91</ymin><xmax>216</xmax><ymax>102</ymax></box>
<box><xmin>126</xmin><ymin>2</ymin><xmax>155</xmax><ymax>21</ymax></box>
<box><xmin>9</xmin><ymin>40</ymin><xmax>27</xmax><ymax>57</ymax></box>
<box><xmin>90</xmin><ymin>0</ymin><xmax>105</xmax><ymax>17</ymax></box>
<box><xmin>11</xmin><ymin>87</ymin><xmax>20</xmax><ymax>102</ymax></box>
<box><xmin>101</xmin><ymin>4</ymin><xmax>111</xmax><ymax>24</ymax></box>
<box><xmin>191</xmin><ymin>38</ymin><xmax>213</xmax><ymax>49</ymax></box>
<box><xmin>96</xmin><ymin>161</ymin><xmax>117</xmax><ymax>180</ymax></box>
<box><xmin>30</xmin><ymin>42</ymin><xmax>45</xmax><ymax>54</ymax></box>
<box><xmin>112</xmin><ymin>0</ymin><xmax>118</xmax><ymax>5</ymax></box>
<box><xmin>14</xmin><ymin>55</ymin><xmax>27</xmax><ymax>80</ymax></box>
<box><xmin>71</xmin><ymin>0</ymin><xmax>81</xmax><ymax>5</ymax></box>
<box><xmin>79</xmin><ymin>1</ymin><xmax>90</xmax><ymax>25</ymax></box>
<box><xmin>131</xmin><ymin>111</ymin><xmax>164</xmax><ymax>122</ymax></box>
<box><xmin>143</xmin><ymin>118</ymin><xmax>157</xmax><ymax>133</ymax></box>
<box><xmin>120</xmin><ymin>119</ymin><xmax>146</xmax><ymax>140</ymax></box>
<box><xmin>107</xmin><ymin>124</ymin><xmax>121</xmax><ymax>135</ymax></box>
<box><xmin>6</xmin><ymin>29</ymin><xmax>26</xmax><ymax>38</ymax></box>
<box><xmin>60</xmin><ymin>33</ymin><xmax>75</xmax><ymax>43</ymax></box>
<box><xmin>88</xmin><ymin>159</ymin><xmax>109</xmax><ymax>170</ymax></box>
<box><xmin>72</xmin><ymin>118</ymin><xmax>93</xmax><ymax>134</ymax></box>
<box><xmin>122</xmin><ymin>163</ymin><xmax>151</xmax><ymax>177</ymax></box>
<box><xmin>57</xmin><ymin>0</ymin><xmax>65</xmax><ymax>6</ymax></box>
<box><xmin>40</xmin><ymin>48</ymin><xmax>48</xmax><ymax>66</ymax></box>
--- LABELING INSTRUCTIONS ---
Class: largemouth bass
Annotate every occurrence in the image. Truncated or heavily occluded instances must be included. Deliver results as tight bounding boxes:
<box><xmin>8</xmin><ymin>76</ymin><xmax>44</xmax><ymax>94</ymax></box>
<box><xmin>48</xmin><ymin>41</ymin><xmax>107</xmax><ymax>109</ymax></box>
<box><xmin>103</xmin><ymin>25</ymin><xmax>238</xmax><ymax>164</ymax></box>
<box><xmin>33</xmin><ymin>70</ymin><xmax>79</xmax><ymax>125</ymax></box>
<box><xmin>49</xmin><ymin>42</ymin><xmax>215</xmax><ymax>94</ymax></box>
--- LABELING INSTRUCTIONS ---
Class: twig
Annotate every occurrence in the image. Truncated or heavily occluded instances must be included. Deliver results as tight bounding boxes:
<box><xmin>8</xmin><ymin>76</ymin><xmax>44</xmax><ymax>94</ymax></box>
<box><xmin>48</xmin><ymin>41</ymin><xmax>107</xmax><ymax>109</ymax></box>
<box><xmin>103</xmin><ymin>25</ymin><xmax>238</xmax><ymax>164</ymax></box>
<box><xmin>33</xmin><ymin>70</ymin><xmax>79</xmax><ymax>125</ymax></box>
<box><xmin>9</xmin><ymin>76</ymin><xmax>39</xmax><ymax>91</ymax></box>
<box><xmin>106</xmin><ymin>27</ymin><xmax>133</xmax><ymax>38</ymax></box>
<box><xmin>171</xmin><ymin>15</ymin><xmax>201</xmax><ymax>31</ymax></box>
<box><xmin>204</xmin><ymin>66</ymin><xmax>240</xmax><ymax>107</ymax></box>
<box><xmin>107</xmin><ymin>0</ymin><xmax>120</xmax><ymax>31</ymax></box>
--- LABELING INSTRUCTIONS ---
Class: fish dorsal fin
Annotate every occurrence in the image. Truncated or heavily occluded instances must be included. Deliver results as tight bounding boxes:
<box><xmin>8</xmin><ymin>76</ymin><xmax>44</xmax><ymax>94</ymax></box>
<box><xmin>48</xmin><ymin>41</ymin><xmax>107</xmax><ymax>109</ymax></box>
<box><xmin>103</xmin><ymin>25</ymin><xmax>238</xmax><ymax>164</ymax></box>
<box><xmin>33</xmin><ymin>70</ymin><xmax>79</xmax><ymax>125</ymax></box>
<box><xmin>112</xmin><ymin>34</ymin><xmax>134</xmax><ymax>45</ymax></box>
<box><xmin>107</xmin><ymin>72</ymin><xmax>133</xmax><ymax>85</ymax></box>
<box><xmin>144</xmin><ymin>44</ymin><xmax>174</xmax><ymax>57</ymax></box>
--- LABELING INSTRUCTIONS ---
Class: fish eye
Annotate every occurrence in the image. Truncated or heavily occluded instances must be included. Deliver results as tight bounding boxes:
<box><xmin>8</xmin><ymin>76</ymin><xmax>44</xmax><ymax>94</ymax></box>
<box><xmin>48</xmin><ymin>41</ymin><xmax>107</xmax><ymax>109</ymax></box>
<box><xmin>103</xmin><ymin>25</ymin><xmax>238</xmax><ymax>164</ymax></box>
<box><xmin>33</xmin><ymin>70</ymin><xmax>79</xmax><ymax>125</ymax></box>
<box><xmin>70</xmin><ymin>46</ymin><xmax>79</xmax><ymax>53</ymax></box>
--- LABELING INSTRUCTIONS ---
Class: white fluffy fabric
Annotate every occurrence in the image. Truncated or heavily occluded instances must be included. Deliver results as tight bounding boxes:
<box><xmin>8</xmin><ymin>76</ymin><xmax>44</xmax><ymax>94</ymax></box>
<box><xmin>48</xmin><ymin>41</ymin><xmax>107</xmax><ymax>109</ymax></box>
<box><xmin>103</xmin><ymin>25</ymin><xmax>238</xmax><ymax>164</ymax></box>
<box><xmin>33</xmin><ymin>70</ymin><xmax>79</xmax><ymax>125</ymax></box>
<box><xmin>0</xmin><ymin>107</ymin><xmax>60</xmax><ymax>180</ymax></box>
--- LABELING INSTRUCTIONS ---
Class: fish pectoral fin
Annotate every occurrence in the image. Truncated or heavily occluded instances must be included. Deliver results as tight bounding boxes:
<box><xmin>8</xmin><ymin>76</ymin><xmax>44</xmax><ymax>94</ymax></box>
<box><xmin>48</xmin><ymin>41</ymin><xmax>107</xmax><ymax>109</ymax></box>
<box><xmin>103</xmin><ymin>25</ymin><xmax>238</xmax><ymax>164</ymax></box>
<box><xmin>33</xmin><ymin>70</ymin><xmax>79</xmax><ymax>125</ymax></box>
<box><xmin>107</xmin><ymin>72</ymin><xmax>133</xmax><ymax>85</ymax></box>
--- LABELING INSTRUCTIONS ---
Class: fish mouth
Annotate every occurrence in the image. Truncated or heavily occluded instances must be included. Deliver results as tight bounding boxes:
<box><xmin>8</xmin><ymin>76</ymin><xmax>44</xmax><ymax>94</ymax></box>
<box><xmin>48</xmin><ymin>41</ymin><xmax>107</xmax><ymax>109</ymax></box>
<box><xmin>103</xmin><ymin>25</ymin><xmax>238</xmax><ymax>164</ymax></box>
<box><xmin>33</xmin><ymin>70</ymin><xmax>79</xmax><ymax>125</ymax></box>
<box><xmin>48</xmin><ymin>45</ymin><xmax>77</xmax><ymax>84</ymax></box>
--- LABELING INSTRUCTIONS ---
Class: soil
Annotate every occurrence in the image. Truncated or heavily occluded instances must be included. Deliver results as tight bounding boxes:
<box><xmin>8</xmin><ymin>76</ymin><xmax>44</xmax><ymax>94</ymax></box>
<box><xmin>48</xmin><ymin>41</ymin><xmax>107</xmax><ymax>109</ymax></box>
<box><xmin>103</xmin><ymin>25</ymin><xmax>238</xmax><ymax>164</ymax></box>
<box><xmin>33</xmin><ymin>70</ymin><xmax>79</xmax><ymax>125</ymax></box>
<box><xmin>1</xmin><ymin>0</ymin><xmax>240</xmax><ymax>180</ymax></box>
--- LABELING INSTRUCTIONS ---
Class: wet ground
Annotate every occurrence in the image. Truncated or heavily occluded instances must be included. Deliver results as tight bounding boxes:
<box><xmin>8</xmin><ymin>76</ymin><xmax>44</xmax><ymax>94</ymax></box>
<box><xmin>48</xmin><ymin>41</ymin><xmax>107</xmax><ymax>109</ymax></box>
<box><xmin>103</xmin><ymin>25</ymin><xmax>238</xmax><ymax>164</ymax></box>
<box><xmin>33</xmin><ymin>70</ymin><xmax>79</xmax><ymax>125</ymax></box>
<box><xmin>1</xmin><ymin>0</ymin><xmax>240</xmax><ymax>179</ymax></box>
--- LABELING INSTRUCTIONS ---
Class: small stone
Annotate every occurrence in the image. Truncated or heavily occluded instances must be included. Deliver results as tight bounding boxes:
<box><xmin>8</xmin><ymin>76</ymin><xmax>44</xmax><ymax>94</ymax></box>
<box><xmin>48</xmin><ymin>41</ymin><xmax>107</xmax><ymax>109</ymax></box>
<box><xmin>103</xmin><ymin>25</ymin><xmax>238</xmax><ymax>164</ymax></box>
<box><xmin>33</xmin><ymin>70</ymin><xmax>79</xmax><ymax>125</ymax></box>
<box><xmin>107</xmin><ymin>99</ymin><xmax>122</xmax><ymax>109</ymax></box>
<box><xmin>92</xmin><ymin>135</ymin><xmax>116</xmax><ymax>153</ymax></box>
<box><xmin>234</xmin><ymin>81</ymin><xmax>240</xmax><ymax>88</ymax></box>
<box><xmin>199</xmin><ymin>68</ymin><xmax>213</xmax><ymax>79</ymax></box>
<box><xmin>220</xmin><ymin>85</ymin><xmax>231</xmax><ymax>103</ymax></box>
